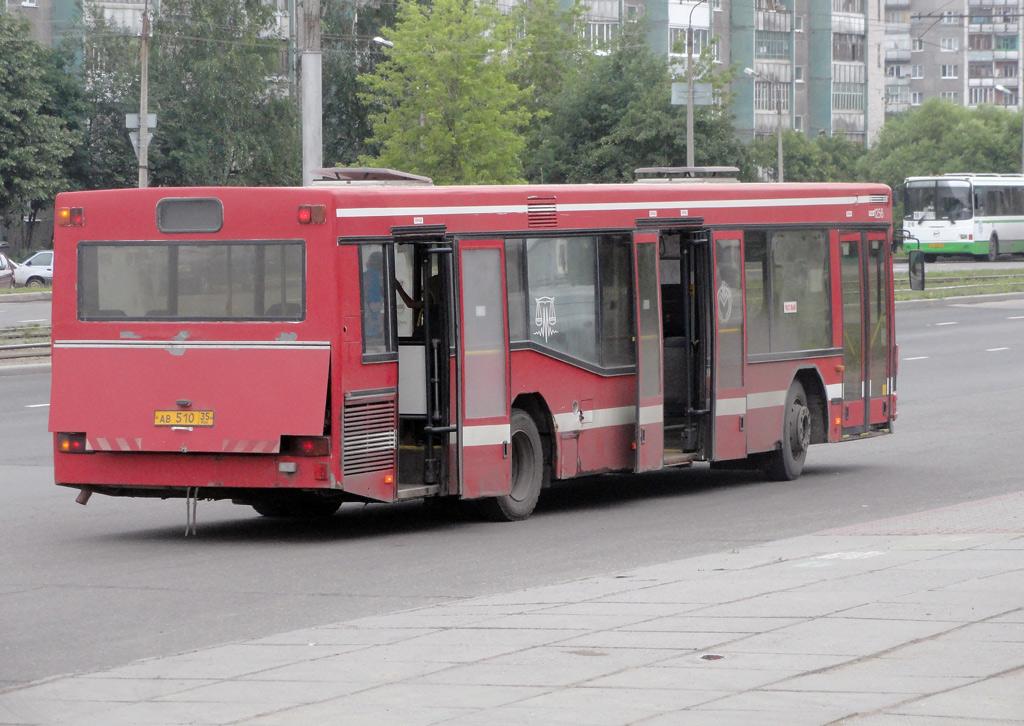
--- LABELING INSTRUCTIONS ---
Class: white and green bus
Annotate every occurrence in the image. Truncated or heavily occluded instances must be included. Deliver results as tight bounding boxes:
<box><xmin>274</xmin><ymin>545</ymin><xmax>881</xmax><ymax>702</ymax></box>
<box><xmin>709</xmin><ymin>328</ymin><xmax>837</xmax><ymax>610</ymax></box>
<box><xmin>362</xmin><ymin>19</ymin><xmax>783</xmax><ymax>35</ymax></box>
<box><xmin>902</xmin><ymin>174</ymin><xmax>1024</xmax><ymax>262</ymax></box>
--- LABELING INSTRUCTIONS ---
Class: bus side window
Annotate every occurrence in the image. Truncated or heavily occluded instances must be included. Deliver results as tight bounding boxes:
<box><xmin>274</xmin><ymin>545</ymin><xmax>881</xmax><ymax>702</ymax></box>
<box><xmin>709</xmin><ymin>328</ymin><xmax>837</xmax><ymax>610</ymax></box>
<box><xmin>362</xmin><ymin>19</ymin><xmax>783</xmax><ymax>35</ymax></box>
<box><xmin>359</xmin><ymin>245</ymin><xmax>394</xmax><ymax>356</ymax></box>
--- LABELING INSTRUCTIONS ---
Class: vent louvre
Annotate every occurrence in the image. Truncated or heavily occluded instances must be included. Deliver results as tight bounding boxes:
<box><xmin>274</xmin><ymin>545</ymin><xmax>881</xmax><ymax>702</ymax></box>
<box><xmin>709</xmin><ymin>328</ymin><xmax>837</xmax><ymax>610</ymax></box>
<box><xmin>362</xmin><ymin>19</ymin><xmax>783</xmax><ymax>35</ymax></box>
<box><xmin>869</xmin><ymin>194</ymin><xmax>888</xmax><ymax>204</ymax></box>
<box><xmin>527</xmin><ymin>196</ymin><xmax>557</xmax><ymax>228</ymax></box>
<box><xmin>342</xmin><ymin>398</ymin><xmax>397</xmax><ymax>475</ymax></box>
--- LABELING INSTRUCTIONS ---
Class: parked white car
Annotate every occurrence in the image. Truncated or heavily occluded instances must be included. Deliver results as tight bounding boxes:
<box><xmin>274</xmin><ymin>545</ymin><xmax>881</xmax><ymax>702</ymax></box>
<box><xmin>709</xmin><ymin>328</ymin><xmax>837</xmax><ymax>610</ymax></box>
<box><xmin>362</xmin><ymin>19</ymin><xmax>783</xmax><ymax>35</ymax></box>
<box><xmin>14</xmin><ymin>251</ymin><xmax>53</xmax><ymax>288</ymax></box>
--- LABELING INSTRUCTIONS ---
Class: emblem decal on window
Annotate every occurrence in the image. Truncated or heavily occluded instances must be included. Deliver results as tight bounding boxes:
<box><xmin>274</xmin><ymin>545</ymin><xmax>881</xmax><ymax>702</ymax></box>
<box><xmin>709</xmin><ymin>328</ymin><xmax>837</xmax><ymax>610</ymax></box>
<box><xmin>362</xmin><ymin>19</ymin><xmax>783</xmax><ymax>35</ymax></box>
<box><xmin>533</xmin><ymin>296</ymin><xmax>558</xmax><ymax>342</ymax></box>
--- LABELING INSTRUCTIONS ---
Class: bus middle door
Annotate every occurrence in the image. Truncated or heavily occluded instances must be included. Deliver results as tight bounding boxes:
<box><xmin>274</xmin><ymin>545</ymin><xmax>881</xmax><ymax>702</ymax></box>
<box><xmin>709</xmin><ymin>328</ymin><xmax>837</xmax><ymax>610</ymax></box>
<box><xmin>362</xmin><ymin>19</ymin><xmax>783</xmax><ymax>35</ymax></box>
<box><xmin>455</xmin><ymin>239</ymin><xmax>512</xmax><ymax>499</ymax></box>
<box><xmin>395</xmin><ymin>234</ymin><xmax>454</xmax><ymax>495</ymax></box>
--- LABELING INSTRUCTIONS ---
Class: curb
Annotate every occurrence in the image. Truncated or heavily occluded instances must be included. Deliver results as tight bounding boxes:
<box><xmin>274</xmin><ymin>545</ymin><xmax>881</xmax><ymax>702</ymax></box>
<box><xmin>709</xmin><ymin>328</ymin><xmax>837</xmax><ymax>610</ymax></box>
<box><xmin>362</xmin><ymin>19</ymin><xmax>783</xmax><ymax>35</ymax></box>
<box><xmin>0</xmin><ymin>291</ymin><xmax>52</xmax><ymax>302</ymax></box>
<box><xmin>0</xmin><ymin>362</ymin><xmax>51</xmax><ymax>376</ymax></box>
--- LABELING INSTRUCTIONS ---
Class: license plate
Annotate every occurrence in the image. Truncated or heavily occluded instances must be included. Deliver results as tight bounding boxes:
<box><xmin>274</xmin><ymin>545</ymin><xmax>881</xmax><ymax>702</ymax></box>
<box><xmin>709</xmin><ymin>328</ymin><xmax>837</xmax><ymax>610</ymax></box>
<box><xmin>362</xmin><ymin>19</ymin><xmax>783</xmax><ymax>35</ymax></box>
<box><xmin>154</xmin><ymin>410</ymin><xmax>215</xmax><ymax>427</ymax></box>
<box><xmin>928</xmin><ymin>243</ymin><xmax>944</xmax><ymax>248</ymax></box>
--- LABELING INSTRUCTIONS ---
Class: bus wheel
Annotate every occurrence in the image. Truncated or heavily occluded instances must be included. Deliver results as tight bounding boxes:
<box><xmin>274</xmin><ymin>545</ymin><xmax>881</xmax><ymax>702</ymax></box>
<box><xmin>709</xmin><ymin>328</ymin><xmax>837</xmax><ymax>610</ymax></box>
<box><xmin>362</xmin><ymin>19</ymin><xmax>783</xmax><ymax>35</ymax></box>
<box><xmin>479</xmin><ymin>409</ymin><xmax>543</xmax><ymax>522</ymax></box>
<box><xmin>923</xmin><ymin>254</ymin><xmax>937</xmax><ymax>263</ymax></box>
<box><xmin>763</xmin><ymin>381</ymin><xmax>811</xmax><ymax>481</ymax></box>
<box><xmin>988</xmin><ymin>235</ymin><xmax>999</xmax><ymax>262</ymax></box>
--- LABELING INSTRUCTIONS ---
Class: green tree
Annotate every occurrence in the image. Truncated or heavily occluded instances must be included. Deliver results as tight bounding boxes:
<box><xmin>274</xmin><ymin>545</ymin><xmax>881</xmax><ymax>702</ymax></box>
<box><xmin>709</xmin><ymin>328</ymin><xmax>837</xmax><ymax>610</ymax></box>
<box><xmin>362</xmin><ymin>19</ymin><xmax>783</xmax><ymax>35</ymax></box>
<box><xmin>74</xmin><ymin>9</ymin><xmax>141</xmax><ymax>190</ymax></box>
<box><xmin>0</xmin><ymin>13</ymin><xmax>77</xmax><ymax>238</ymax></box>
<box><xmin>322</xmin><ymin>0</ymin><xmax>398</xmax><ymax>167</ymax></box>
<box><xmin>358</xmin><ymin>0</ymin><xmax>530</xmax><ymax>184</ymax></box>
<box><xmin>147</xmin><ymin>0</ymin><xmax>301</xmax><ymax>186</ymax></box>
<box><xmin>530</xmin><ymin>23</ymin><xmax>750</xmax><ymax>183</ymax></box>
<box><xmin>856</xmin><ymin>99</ymin><xmax>1020</xmax><ymax>190</ymax></box>
<box><xmin>750</xmin><ymin>131</ymin><xmax>864</xmax><ymax>183</ymax></box>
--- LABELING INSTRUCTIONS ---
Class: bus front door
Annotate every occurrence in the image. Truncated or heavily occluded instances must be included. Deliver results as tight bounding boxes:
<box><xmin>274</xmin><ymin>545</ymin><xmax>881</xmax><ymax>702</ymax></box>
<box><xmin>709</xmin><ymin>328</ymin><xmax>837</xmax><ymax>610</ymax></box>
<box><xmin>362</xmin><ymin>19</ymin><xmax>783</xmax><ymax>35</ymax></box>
<box><xmin>840</xmin><ymin>231</ymin><xmax>893</xmax><ymax>435</ymax></box>
<box><xmin>455</xmin><ymin>240</ymin><xmax>512</xmax><ymax>498</ymax></box>
<box><xmin>712</xmin><ymin>231</ymin><xmax>746</xmax><ymax>461</ymax></box>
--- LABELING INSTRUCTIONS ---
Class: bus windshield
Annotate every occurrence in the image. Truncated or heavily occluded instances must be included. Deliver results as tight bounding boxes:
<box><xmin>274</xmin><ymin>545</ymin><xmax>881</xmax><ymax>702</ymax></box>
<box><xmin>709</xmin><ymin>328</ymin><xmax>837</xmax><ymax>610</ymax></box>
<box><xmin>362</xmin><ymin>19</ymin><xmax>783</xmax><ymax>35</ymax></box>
<box><xmin>904</xmin><ymin>180</ymin><xmax>972</xmax><ymax>222</ymax></box>
<box><xmin>78</xmin><ymin>240</ymin><xmax>305</xmax><ymax>321</ymax></box>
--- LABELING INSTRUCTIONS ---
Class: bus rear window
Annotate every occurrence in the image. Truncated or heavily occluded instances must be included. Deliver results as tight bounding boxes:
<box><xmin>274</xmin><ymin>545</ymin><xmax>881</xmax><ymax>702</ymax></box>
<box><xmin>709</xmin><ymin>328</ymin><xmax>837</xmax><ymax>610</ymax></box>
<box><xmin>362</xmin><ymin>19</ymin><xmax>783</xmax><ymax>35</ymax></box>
<box><xmin>78</xmin><ymin>241</ymin><xmax>304</xmax><ymax>321</ymax></box>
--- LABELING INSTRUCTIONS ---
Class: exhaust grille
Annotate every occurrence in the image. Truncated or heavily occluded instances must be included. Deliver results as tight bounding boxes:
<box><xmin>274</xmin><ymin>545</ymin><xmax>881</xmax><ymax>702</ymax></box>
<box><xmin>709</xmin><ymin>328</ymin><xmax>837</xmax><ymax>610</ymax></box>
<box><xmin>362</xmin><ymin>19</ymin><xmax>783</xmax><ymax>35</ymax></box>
<box><xmin>868</xmin><ymin>194</ymin><xmax>888</xmax><ymax>204</ymax></box>
<box><xmin>527</xmin><ymin>196</ymin><xmax>557</xmax><ymax>228</ymax></box>
<box><xmin>342</xmin><ymin>398</ymin><xmax>397</xmax><ymax>475</ymax></box>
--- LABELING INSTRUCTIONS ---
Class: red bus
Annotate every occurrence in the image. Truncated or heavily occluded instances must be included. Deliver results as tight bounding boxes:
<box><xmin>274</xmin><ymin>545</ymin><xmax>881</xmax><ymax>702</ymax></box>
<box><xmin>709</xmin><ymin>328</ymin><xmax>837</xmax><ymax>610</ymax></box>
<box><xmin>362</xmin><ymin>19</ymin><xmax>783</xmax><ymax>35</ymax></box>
<box><xmin>49</xmin><ymin>169</ymin><xmax>896</xmax><ymax>522</ymax></box>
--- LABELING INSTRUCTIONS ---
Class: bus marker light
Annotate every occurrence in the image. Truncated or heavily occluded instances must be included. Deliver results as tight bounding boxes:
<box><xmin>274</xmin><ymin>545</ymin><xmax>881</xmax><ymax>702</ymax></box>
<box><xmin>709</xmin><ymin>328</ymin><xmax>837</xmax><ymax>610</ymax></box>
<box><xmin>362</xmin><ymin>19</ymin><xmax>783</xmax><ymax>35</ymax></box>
<box><xmin>57</xmin><ymin>207</ymin><xmax>84</xmax><ymax>226</ymax></box>
<box><xmin>283</xmin><ymin>435</ymin><xmax>329</xmax><ymax>456</ymax></box>
<box><xmin>57</xmin><ymin>433</ymin><xmax>88</xmax><ymax>453</ymax></box>
<box><xmin>385</xmin><ymin>475</ymin><xmax>394</xmax><ymax>485</ymax></box>
<box><xmin>298</xmin><ymin>205</ymin><xmax>326</xmax><ymax>224</ymax></box>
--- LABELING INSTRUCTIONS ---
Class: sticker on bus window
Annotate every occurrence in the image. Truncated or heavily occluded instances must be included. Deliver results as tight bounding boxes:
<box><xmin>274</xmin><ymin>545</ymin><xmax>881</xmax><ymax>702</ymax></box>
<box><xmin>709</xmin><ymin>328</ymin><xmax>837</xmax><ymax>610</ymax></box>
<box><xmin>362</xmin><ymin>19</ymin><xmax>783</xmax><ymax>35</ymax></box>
<box><xmin>784</xmin><ymin>301</ymin><xmax>798</xmax><ymax>314</ymax></box>
<box><xmin>533</xmin><ymin>297</ymin><xmax>558</xmax><ymax>342</ymax></box>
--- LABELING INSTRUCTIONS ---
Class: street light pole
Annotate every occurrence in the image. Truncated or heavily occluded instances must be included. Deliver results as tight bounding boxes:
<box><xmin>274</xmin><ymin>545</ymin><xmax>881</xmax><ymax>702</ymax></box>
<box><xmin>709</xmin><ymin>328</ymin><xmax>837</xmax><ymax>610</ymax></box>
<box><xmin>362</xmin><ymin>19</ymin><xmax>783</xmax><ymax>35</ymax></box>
<box><xmin>685</xmin><ymin>0</ymin><xmax>707</xmax><ymax>169</ymax></box>
<box><xmin>995</xmin><ymin>84</ymin><xmax>1024</xmax><ymax>174</ymax></box>
<box><xmin>744</xmin><ymin>67</ymin><xmax>785</xmax><ymax>183</ymax></box>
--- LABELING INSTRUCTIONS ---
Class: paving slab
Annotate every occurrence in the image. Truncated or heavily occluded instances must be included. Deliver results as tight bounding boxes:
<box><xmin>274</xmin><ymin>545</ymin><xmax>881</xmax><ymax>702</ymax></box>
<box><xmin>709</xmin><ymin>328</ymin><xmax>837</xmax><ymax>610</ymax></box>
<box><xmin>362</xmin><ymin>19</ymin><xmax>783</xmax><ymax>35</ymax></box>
<box><xmin>2</xmin><ymin>491</ymin><xmax>1023</xmax><ymax>725</ymax></box>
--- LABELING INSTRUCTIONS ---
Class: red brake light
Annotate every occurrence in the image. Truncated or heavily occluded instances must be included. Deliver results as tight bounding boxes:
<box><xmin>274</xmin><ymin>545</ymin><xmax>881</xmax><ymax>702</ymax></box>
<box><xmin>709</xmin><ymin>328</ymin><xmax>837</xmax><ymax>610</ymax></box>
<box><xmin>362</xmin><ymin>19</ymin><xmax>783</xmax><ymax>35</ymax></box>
<box><xmin>57</xmin><ymin>433</ymin><xmax>89</xmax><ymax>453</ymax></box>
<box><xmin>58</xmin><ymin>207</ymin><xmax>84</xmax><ymax>227</ymax></box>
<box><xmin>297</xmin><ymin>204</ymin><xmax>326</xmax><ymax>224</ymax></box>
<box><xmin>283</xmin><ymin>436</ymin><xmax>329</xmax><ymax>457</ymax></box>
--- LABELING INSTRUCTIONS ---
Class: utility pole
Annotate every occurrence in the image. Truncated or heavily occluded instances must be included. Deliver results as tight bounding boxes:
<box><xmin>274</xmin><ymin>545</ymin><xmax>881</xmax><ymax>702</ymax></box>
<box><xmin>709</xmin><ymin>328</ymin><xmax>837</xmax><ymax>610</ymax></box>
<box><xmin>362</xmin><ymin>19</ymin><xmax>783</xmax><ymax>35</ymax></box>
<box><xmin>139</xmin><ymin>1</ymin><xmax>150</xmax><ymax>188</ymax></box>
<box><xmin>298</xmin><ymin>0</ymin><xmax>322</xmax><ymax>186</ymax></box>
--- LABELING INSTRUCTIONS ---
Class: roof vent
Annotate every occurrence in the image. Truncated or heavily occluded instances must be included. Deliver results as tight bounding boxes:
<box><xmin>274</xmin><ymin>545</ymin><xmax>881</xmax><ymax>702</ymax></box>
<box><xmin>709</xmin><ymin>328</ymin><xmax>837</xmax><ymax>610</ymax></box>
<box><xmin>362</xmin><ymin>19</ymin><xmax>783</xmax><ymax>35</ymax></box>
<box><xmin>311</xmin><ymin>167</ymin><xmax>434</xmax><ymax>186</ymax></box>
<box><xmin>527</xmin><ymin>196</ymin><xmax>558</xmax><ymax>228</ymax></box>
<box><xmin>634</xmin><ymin>166</ymin><xmax>741</xmax><ymax>183</ymax></box>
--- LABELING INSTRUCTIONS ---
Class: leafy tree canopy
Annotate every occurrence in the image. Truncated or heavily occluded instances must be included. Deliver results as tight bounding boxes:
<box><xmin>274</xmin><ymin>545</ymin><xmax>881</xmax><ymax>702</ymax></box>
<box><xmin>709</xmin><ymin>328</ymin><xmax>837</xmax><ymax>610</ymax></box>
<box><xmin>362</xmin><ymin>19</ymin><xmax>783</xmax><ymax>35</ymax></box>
<box><xmin>750</xmin><ymin>131</ymin><xmax>865</xmax><ymax>183</ymax></box>
<box><xmin>0</xmin><ymin>13</ymin><xmax>77</xmax><ymax>226</ymax></box>
<box><xmin>148</xmin><ymin>0</ymin><xmax>301</xmax><ymax>186</ymax></box>
<box><xmin>358</xmin><ymin>0</ymin><xmax>531</xmax><ymax>184</ymax></box>
<box><xmin>856</xmin><ymin>99</ymin><xmax>1021</xmax><ymax>190</ymax></box>
<box><xmin>529</xmin><ymin>22</ymin><xmax>750</xmax><ymax>183</ymax></box>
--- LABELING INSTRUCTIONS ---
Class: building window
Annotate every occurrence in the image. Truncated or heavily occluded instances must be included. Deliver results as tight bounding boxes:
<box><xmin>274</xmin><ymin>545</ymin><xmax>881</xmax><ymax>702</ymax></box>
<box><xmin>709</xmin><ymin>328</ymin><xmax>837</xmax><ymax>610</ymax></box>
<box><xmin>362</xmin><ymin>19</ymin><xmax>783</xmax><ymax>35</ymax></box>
<box><xmin>912</xmin><ymin>38</ymin><xmax>924</xmax><ymax>52</ymax></box>
<box><xmin>941</xmin><ymin>65</ymin><xmax>959</xmax><ymax>79</ymax></box>
<box><xmin>755</xmin><ymin>30</ymin><xmax>791</xmax><ymax>61</ymax></box>
<box><xmin>970</xmin><ymin>34</ymin><xmax>993</xmax><ymax>51</ymax></box>
<box><xmin>995</xmin><ymin>35</ymin><xmax>1018</xmax><ymax>51</ymax></box>
<box><xmin>794</xmin><ymin>115</ymin><xmax>803</xmax><ymax>132</ymax></box>
<box><xmin>940</xmin><ymin>11</ymin><xmax>958</xmax><ymax>25</ymax></box>
<box><xmin>911</xmin><ymin>64</ymin><xmax>923</xmax><ymax>79</ymax></box>
<box><xmin>911</xmin><ymin>92</ymin><xmax>923</xmax><ymax>106</ymax></box>
<box><xmin>887</xmin><ymin>86</ymin><xmax>910</xmax><ymax>105</ymax></box>
<box><xmin>583</xmin><ymin>22</ymin><xmax>617</xmax><ymax>50</ymax></box>
<box><xmin>969</xmin><ymin>87</ymin><xmax>991</xmax><ymax>105</ymax></box>
<box><xmin>940</xmin><ymin>37</ymin><xmax>959</xmax><ymax>52</ymax></box>
<box><xmin>754</xmin><ymin>81</ymin><xmax>790</xmax><ymax>112</ymax></box>
<box><xmin>833</xmin><ymin>82</ymin><xmax>865</xmax><ymax>111</ymax></box>
<box><xmin>669</xmin><ymin>28</ymin><xmax>717</xmax><ymax>60</ymax></box>
<box><xmin>941</xmin><ymin>91</ymin><xmax>959</xmax><ymax>103</ymax></box>
<box><xmin>1002</xmin><ymin>63</ymin><xmax>1018</xmax><ymax>78</ymax></box>
<box><xmin>833</xmin><ymin>33</ymin><xmax>865</xmax><ymax>62</ymax></box>
<box><xmin>886</xmin><ymin>64</ymin><xmax>908</xmax><ymax>78</ymax></box>
<box><xmin>970</xmin><ymin>62</ymin><xmax>993</xmax><ymax>78</ymax></box>
<box><xmin>886</xmin><ymin>10</ymin><xmax>910</xmax><ymax>23</ymax></box>
<box><xmin>795</xmin><ymin>65</ymin><xmax>804</xmax><ymax>82</ymax></box>
<box><xmin>833</xmin><ymin>0</ymin><xmax>863</xmax><ymax>13</ymax></box>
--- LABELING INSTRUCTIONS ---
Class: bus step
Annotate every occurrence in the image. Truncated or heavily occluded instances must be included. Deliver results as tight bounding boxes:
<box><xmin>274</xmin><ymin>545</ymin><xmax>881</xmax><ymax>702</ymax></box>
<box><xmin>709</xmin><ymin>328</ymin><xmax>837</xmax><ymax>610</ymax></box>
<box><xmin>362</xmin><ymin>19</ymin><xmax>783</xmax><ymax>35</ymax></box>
<box><xmin>662</xmin><ymin>450</ymin><xmax>697</xmax><ymax>467</ymax></box>
<box><xmin>396</xmin><ymin>484</ymin><xmax>440</xmax><ymax>500</ymax></box>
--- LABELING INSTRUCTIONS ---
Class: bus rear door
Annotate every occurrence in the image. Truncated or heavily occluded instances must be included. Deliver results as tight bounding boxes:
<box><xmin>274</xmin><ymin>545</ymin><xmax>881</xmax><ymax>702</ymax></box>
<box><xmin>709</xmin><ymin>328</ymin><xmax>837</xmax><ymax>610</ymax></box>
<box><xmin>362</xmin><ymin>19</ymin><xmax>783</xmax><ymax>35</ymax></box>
<box><xmin>634</xmin><ymin>234</ymin><xmax>663</xmax><ymax>472</ymax></box>
<box><xmin>840</xmin><ymin>231</ymin><xmax>893</xmax><ymax>435</ymax></box>
<box><xmin>712</xmin><ymin>230</ymin><xmax>747</xmax><ymax>461</ymax></box>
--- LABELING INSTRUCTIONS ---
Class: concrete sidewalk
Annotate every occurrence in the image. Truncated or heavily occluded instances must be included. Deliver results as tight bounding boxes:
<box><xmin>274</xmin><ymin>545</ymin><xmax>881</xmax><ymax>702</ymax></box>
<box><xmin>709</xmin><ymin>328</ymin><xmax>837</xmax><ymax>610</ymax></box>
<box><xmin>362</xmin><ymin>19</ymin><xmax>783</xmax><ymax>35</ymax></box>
<box><xmin>2</xmin><ymin>493</ymin><xmax>1022</xmax><ymax>726</ymax></box>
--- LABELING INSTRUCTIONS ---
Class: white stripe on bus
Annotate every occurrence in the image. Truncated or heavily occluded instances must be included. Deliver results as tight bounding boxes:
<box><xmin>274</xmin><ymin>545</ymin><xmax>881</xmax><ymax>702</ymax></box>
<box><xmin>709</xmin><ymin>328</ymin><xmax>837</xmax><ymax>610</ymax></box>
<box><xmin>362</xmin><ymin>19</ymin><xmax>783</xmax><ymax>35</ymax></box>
<box><xmin>53</xmin><ymin>341</ymin><xmax>330</xmax><ymax>351</ymax></box>
<box><xmin>462</xmin><ymin>424</ymin><xmax>511</xmax><ymax>447</ymax></box>
<box><xmin>336</xmin><ymin>196</ymin><xmax>865</xmax><ymax>220</ymax></box>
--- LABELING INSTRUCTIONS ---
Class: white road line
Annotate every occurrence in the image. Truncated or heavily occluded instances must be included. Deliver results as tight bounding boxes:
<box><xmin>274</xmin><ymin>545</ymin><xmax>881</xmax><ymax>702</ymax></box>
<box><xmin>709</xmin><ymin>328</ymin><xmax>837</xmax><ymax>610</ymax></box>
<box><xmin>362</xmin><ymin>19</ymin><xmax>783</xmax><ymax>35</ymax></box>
<box><xmin>903</xmin><ymin>356</ymin><xmax>929</xmax><ymax>361</ymax></box>
<box><xmin>18</xmin><ymin>319</ymin><xmax>47</xmax><ymax>323</ymax></box>
<box><xmin>1009</xmin><ymin>316</ymin><xmax>1024</xmax><ymax>320</ymax></box>
<box><xmin>935</xmin><ymin>322</ymin><xmax>958</xmax><ymax>326</ymax></box>
<box><xmin>986</xmin><ymin>347</ymin><xmax>1010</xmax><ymax>352</ymax></box>
<box><xmin>25</xmin><ymin>403</ymin><xmax>50</xmax><ymax>408</ymax></box>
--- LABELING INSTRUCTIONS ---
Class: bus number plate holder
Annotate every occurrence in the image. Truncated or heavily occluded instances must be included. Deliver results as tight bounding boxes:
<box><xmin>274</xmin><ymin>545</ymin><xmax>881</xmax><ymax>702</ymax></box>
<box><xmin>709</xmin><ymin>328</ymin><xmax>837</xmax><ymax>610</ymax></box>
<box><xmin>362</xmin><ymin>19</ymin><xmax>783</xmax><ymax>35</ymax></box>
<box><xmin>154</xmin><ymin>410</ymin><xmax>215</xmax><ymax>427</ymax></box>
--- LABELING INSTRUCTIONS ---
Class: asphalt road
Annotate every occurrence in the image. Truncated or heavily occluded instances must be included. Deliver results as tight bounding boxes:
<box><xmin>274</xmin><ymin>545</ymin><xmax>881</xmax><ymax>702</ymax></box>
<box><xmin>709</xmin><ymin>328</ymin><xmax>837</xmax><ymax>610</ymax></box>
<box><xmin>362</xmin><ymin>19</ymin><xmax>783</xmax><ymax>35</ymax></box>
<box><xmin>1</xmin><ymin>297</ymin><xmax>1023</xmax><ymax>691</ymax></box>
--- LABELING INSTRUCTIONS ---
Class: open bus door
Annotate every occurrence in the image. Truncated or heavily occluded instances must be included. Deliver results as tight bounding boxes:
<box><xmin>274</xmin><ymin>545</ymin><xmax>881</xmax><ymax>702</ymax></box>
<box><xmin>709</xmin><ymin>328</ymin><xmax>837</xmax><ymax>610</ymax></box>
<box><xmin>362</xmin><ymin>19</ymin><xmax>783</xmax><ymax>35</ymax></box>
<box><xmin>392</xmin><ymin>231</ymin><xmax>454</xmax><ymax>497</ymax></box>
<box><xmin>839</xmin><ymin>231</ymin><xmax>893</xmax><ymax>435</ymax></box>
<box><xmin>634</xmin><ymin>234</ymin><xmax>663</xmax><ymax>472</ymax></box>
<box><xmin>711</xmin><ymin>230</ymin><xmax>747</xmax><ymax>461</ymax></box>
<box><xmin>455</xmin><ymin>239</ymin><xmax>512</xmax><ymax>499</ymax></box>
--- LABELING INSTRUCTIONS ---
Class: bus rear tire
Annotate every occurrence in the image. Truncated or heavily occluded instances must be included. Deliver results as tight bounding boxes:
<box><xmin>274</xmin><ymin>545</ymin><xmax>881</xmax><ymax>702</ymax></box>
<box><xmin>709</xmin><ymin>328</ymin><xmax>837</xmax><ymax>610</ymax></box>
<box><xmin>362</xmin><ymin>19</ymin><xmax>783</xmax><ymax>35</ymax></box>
<box><xmin>478</xmin><ymin>409</ymin><xmax>543</xmax><ymax>522</ymax></box>
<box><xmin>988</xmin><ymin>235</ymin><xmax>999</xmax><ymax>262</ymax></box>
<box><xmin>923</xmin><ymin>254</ymin><xmax>937</xmax><ymax>263</ymax></box>
<box><xmin>762</xmin><ymin>381</ymin><xmax>811</xmax><ymax>482</ymax></box>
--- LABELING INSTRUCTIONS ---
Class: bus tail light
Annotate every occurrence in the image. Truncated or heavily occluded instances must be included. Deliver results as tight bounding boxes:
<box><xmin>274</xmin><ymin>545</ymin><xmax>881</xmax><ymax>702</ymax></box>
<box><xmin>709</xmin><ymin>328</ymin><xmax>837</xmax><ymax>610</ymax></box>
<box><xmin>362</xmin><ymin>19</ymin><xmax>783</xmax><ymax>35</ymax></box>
<box><xmin>298</xmin><ymin>205</ymin><xmax>326</xmax><ymax>224</ymax></box>
<box><xmin>57</xmin><ymin>433</ymin><xmax>90</xmax><ymax>453</ymax></box>
<box><xmin>282</xmin><ymin>435</ymin><xmax>330</xmax><ymax>456</ymax></box>
<box><xmin>57</xmin><ymin>207</ymin><xmax>84</xmax><ymax>226</ymax></box>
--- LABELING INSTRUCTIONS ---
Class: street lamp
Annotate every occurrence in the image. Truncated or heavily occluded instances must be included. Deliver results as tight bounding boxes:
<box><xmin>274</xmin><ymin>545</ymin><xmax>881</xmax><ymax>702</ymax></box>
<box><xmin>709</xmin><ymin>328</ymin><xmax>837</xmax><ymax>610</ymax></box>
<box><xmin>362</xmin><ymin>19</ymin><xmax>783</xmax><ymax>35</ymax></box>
<box><xmin>744</xmin><ymin>67</ymin><xmax>785</xmax><ymax>183</ymax></box>
<box><xmin>684</xmin><ymin>0</ymin><xmax>708</xmax><ymax>169</ymax></box>
<box><xmin>995</xmin><ymin>84</ymin><xmax>1024</xmax><ymax>174</ymax></box>
<box><xmin>373</xmin><ymin>36</ymin><xmax>394</xmax><ymax>49</ymax></box>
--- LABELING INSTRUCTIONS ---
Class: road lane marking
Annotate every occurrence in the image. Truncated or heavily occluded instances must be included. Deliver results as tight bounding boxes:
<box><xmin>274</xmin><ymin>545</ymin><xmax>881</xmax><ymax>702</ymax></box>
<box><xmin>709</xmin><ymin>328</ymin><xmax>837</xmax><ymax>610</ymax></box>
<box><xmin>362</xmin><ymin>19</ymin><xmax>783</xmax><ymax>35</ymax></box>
<box><xmin>25</xmin><ymin>403</ymin><xmax>50</xmax><ymax>408</ymax></box>
<box><xmin>986</xmin><ymin>347</ymin><xmax>1010</xmax><ymax>352</ymax></box>
<box><xmin>903</xmin><ymin>356</ymin><xmax>929</xmax><ymax>361</ymax></box>
<box><xmin>935</xmin><ymin>322</ymin><xmax>958</xmax><ymax>326</ymax></box>
<box><xmin>1009</xmin><ymin>316</ymin><xmax>1024</xmax><ymax>320</ymax></box>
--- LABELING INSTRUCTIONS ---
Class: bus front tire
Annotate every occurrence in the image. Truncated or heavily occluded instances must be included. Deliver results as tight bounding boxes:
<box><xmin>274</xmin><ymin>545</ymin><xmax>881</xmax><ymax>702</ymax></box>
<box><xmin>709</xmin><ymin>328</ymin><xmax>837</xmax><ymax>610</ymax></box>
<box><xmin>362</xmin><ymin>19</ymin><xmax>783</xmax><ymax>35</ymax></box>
<box><xmin>988</xmin><ymin>235</ymin><xmax>999</xmax><ymax>262</ymax></box>
<box><xmin>478</xmin><ymin>409</ymin><xmax>543</xmax><ymax>522</ymax></box>
<box><xmin>762</xmin><ymin>381</ymin><xmax>811</xmax><ymax>482</ymax></box>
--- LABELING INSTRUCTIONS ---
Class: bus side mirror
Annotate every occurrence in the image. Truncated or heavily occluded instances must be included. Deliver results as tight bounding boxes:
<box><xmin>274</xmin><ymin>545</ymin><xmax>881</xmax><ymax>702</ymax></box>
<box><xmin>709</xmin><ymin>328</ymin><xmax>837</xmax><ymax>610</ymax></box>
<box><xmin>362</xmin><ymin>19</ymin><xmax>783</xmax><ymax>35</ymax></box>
<box><xmin>908</xmin><ymin>250</ymin><xmax>925</xmax><ymax>291</ymax></box>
